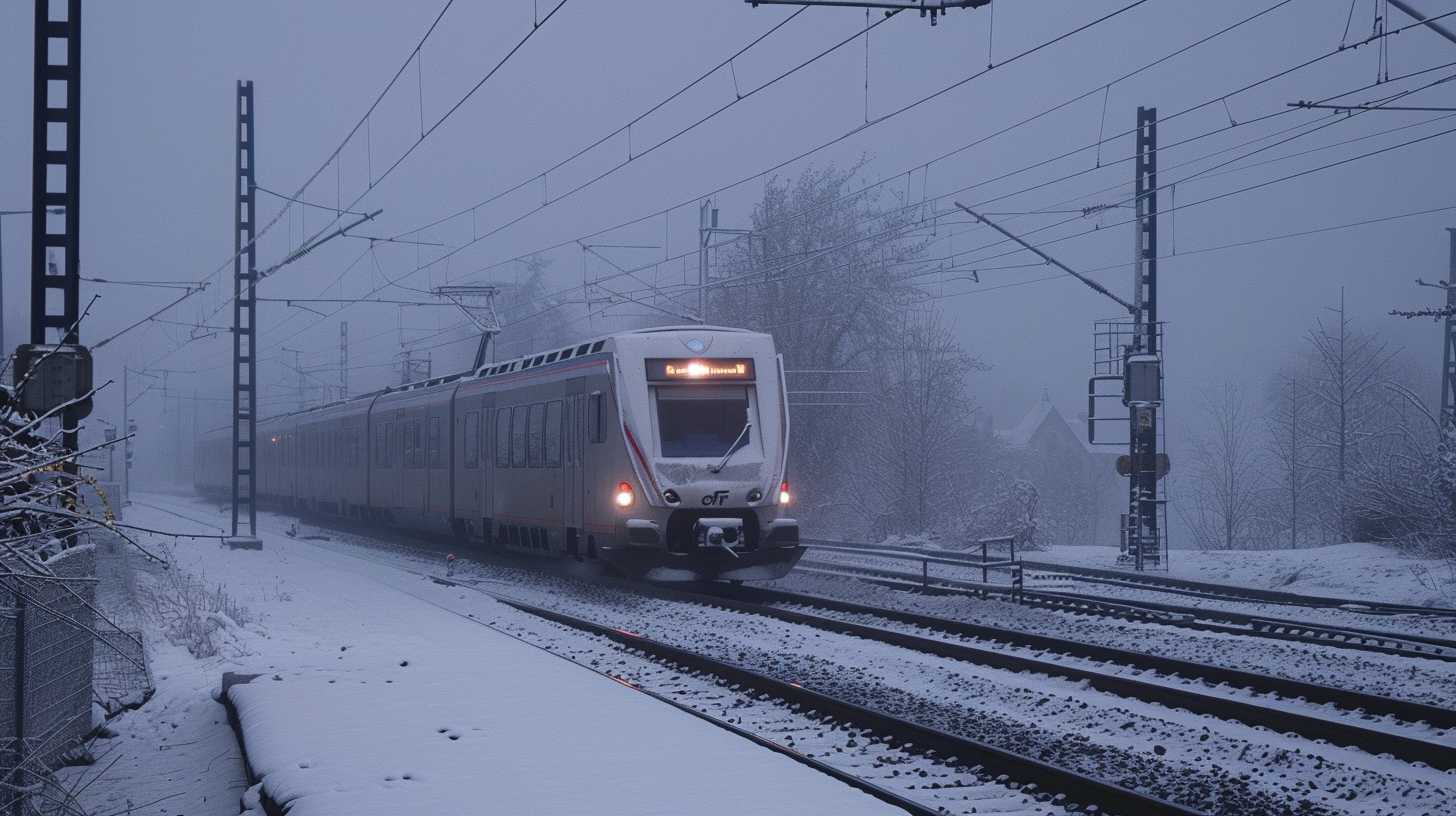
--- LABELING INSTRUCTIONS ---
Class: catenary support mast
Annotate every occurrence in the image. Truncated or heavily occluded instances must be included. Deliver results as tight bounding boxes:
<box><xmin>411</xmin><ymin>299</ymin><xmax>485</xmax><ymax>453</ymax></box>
<box><xmin>1128</xmin><ymin>105</ymin><xmax>1162</xmax><ymax>568</ymax></box>
<box><xmin>30</xmin><ymin>0</ymin><xmax>84</xmax><ymax>453</ymax></box>
<box><xmin>230</xmin><ymin>81</ymin><xmax>260</xmax><ymax>546</ymax></box>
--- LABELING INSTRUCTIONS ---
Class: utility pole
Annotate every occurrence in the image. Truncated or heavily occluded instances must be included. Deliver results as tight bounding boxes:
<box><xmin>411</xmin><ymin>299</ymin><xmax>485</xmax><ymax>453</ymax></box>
<box><xmin>696</xmin><ymin>200</ymin><xmax>755</xmax><ymax>324</ymax></box>
<box><xmin>699</xmin><ymin>200</ymin><xmax>712</xmax><ymax>324</ymax></box>
<box><xmin>1439</xmin><ymin>230</ymin><xmax>1456</xmax><ymax>429</ymax></box>
<box><xmin>23</xmin><ymin>0</ymin><xmax>89</xmax><ymax>456</ymax></box>
<box><xmin>122</xmin><ymin>366</ymin><xmax>130</xmax><ymax>504</ymax></box>
<box><xmin>339</xmin><ymin>321</ymin><xmax>349</xmax><ymax>400</ymax></box>
<box><xmin>961</xmin><ymin>109</ymin><xmax>1167</xmax><ymax>570</ymax></box>
<box><xmin>1289</xmin><ymin>375</ymin><xmax>1298</xmax><ymax>548</ymax></box>
<box><xmin>229</xmin><ymin>80</ymin><xmax>260</xmax><ymax>548</ymax></box>
<box><xmin>1126</xmin><ymin>105</ymin><xmax>1163</xmax><ymax>569</ymax></box>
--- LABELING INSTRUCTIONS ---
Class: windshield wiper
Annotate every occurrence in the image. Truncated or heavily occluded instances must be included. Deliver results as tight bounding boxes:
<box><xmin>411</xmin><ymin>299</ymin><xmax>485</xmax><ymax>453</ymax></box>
<box><xmin>710</xmin><ymin>420</ymin><xmax>752</xmax><ymax>474</ymax></box>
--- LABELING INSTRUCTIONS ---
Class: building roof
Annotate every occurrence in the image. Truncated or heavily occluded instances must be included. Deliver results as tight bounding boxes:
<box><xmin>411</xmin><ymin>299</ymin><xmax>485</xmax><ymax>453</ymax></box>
<box><xmin>997</xmin><ymin>394</ymin><xmax>1115</xmax><ymax>458</ymax></box>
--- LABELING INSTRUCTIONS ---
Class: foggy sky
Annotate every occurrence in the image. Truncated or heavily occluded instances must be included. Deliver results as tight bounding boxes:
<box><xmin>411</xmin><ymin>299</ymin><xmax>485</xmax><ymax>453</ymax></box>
<box><xmin>0</xmin><ymin>0</ymin><xmax>1451</xmax><ymax>495</ymax></box>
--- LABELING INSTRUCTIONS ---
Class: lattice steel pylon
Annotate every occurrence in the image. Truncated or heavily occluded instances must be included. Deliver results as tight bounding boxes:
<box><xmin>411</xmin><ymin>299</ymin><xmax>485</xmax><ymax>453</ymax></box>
<box><xmin>229</xmin><ymin>80</ymin><xmax>260</xmax><ymax>546</ymax></box>
<box><xmin>432</xmin><ymin>285</ymin><xmax>501</xmax><ymax>370</ymax></box>
<box><xmin>30</xmin><ymin>0</ymin><xmax>83</xmax><ymax>451</ymax></box>
<box><xmin>1126</xmin><ymin>105</ymin><xmax>1164</xmax><ymax>569</ymax></box>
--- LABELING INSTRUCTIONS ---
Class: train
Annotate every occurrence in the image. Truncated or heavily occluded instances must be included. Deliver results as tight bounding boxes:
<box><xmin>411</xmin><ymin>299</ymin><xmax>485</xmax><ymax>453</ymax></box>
<box><xmin>194</xmin><ymin>325</ymin><xmax>804</xmax><ymax>581</ymax></box>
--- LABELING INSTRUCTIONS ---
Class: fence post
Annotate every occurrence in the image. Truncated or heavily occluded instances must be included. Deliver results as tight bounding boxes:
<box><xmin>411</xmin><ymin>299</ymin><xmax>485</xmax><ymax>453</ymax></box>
<box><xmin>10</xmin><ymin>589</ymin><xmax>25</xmax><ymax>816</ymax></box>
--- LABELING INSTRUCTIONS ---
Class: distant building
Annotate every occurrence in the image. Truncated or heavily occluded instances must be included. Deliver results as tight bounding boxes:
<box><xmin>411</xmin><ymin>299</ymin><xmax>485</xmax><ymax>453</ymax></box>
<box><xmin>997</xmin><ymin>393</ymin><xmax>1122</xmax><ymax>547</ymax></box>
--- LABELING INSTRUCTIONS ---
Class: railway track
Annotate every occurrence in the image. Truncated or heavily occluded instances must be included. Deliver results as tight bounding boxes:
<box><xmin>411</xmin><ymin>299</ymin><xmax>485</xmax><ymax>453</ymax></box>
<box><xmin>138</xmin><ymin>497</ymin><xmax>1455</xmax><ymax>814</ymax></box>
<box><xmin>806</xmin><ymin>539</ymin><xmax>1456</xmax><ymax>619</ymax></box>
<box><xmin>491</xmin><ymin>592</ymin><xmax>1208</xmax><ymax>816</ymax></box>
<box><xmin>678</xmin><ymin>582</ymin><xmax>1456</xmax><ymax>768</ymax></box>
<box><xmin>427</xmin><ymin>569</ymin><xmax>1454</xmax><ymax>816</ymax></box>
<box><xmin>801</xmin><ymin>546</ymin><xmax>1456</xmax><ymax>663</ymax></box>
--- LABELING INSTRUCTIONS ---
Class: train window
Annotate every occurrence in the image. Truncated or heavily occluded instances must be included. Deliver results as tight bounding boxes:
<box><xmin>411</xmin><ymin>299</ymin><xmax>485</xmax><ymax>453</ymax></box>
<box><xmin>546</xmin><ymin>351</ymin><xmax>558</xmax><ymax>363</ymax></box>
<box><xmin>560</xmin><ymin>347</ymin><xmax>573</xmax><ymax>360</ymax></box>
<box><xmin>591</xmin><ymin>340</ymin><xmax>605</xmax><ymax>353</ymax></box>
<box><xmin>563</xmin><ymin>399</ymin><xmax>575</xmax><ymax>466</ymax></box>
<box><xmin>655</xmin><ymin>386</ymin><xmax>751</xmax><ymax>459</ymax></box>
<box><xmin>429</xmin><ymin>417</ymin><xmax>444</xmax><ymax>468</ymax></box>
<box><xmin>588</xmin><ymin>392</ymin><xmax>605</xmax><ymax>443</ymax></box>
<box><xmin>510</xmin><ymin>407</ymin><xmax>527</xmax><ymax>468</ymax></box>
<box><xmin>495</xmin><ymin>409</ymin><xmax>511</xmax><ymax>468</ymax></box>
<box><xmin>464</xmin><ymin>412</ymin><xmax>480</xmax><ymax>469</ymax></box>
<box><xmin>527</xmin><ymin>403</ymin><xmax>545</xmax><ymax>468</ymax></box>
<box><xmin>576</xmin><ymin>343</ymin><xmax>590</xmax><ymax>356</ymax></box>
<box><xmin>411</xmin><ymin>420</ymin><xmax>424</xmax><ymax>469</ymax></box>
<box><xmin>532</xmin><ymin>355</ymin><xmax>544</xmax><ymax>367</ymax></box>
<box><xmin>481</xmin><ymin>409</ymin><xmax>490</xmax><ymax>465</ymax></box>
<box><xmin>544</xmin><ymin>401</ymin><xmax>563</xmax><ymax>467</ymax></box>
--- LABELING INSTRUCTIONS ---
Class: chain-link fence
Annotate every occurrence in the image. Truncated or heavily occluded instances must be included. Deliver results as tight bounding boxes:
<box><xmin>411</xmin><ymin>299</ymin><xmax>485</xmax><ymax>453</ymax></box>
<box><xmin>0</xmin><ymin>533</ymin><xmax>154</xmax><ymax>815</ymax></box>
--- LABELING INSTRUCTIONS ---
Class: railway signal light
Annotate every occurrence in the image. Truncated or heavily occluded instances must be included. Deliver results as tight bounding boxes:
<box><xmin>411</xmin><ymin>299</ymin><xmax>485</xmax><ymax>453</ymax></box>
<box><xmin>614</xmin><ymin>481</ymin><xmax>635</xmax><ymax>508</ymax></box>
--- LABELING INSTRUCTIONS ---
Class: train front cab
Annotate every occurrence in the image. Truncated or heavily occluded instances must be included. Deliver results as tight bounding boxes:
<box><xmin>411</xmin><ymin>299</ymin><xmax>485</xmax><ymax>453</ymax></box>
<box><xmin>597</xmin><ymin>329</ymin><xmax>804</xmax><ymax>581</ymax></box>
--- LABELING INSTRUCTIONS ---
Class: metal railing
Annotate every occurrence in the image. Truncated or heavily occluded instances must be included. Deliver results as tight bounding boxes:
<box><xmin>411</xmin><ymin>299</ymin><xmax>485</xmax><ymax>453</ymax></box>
<box><xmin>804</xmin><ymin>536</ymin><xmax>1024</xmax><ymax>602</ymax></box>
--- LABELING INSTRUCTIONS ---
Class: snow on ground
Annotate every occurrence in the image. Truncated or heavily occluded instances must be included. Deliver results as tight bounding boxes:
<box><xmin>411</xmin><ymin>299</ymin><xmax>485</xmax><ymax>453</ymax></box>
<box><xmin>82</xmin><ymin>494</ymin><xmax>900</xmax><ymax>816</ymax></box>
<box><xmin>1037</xmin><ymin>543</ymin><xmax>1456</xmax><ymax>608</ymax></box>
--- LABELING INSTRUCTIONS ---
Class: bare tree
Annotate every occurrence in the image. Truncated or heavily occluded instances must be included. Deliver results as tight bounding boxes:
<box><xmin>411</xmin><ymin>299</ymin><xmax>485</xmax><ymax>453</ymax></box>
<box><xmin>710</xmin><ymin>164</ymin><xmax>932</xmax><ymax>529</ymax></box>
<box><xmin>1178</xmin><ymin>382</ymin><xmax>1270</xmax><ymax>550</ymax></box>
<box><xmin>1303</xmin><ymin>291</ymin><xmax>1399</xmax><ymax>540</ymax></box>
<box><xmin>854</xmin><ymin>308</ymin><xmax>986</xmax><ymax>537</ymax></box>
<box><xmin>1265</xmin><ymin>374</ymin><xmax>1318</xmax><ymax>547</ymax></box>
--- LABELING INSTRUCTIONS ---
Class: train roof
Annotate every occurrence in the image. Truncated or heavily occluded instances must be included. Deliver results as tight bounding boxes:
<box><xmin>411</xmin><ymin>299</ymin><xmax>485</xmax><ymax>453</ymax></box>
<box><xmin>243</xmin><ymin>325</ymin><xmax>760</xmax><ymax>428</ymax></box>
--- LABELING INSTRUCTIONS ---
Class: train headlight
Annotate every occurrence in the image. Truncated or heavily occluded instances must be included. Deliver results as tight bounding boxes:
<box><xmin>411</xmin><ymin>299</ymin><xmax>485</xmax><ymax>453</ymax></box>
<box><xmin>614</xmin><ymin>481</ymin><xmax>635</xmax><ymax>508</ymax></box>
<box><xmin>778</xmin><ymin>481</ymin><xmax>791</xmax><ymax>505</ymax></box>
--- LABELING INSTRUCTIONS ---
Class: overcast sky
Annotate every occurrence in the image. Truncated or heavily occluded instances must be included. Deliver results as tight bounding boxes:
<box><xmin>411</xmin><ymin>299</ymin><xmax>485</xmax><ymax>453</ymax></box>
<box><xmin>1</xmin><ymin>0</ymin><xmax>1451</xmax><ymax>478</ymax></box>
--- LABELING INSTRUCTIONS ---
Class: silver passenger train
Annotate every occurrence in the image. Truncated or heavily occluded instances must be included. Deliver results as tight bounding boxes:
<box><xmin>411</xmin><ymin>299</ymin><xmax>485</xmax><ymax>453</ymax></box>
<box><xmin>194</xmin><ymin>326</ymin><xmax>804</xmax><ymax>581</ymax></box>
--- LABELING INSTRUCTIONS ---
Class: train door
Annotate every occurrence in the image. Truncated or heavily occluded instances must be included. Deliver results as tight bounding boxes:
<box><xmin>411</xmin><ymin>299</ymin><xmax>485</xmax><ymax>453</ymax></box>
<box><xmin>428</xmin><ymin>401</ymin><xmax>451</xmax><ymax>521</ymax></box>
<box><xmin>564</xmin><ymin>380</ymin><xmax>586</xmax><ymax>553</ymax></box>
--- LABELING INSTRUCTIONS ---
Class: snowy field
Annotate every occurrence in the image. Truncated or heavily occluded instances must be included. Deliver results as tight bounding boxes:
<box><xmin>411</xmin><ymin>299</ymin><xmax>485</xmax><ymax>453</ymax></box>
<box><xmin>1034</xmin><ymin>543</ymin><xmax>1456</xmax><ymax>608</ymax></box>
<box><xmin>61</xmin><ymin>495</ymin><xmax>900</xmax><ymax>816</ymax></box>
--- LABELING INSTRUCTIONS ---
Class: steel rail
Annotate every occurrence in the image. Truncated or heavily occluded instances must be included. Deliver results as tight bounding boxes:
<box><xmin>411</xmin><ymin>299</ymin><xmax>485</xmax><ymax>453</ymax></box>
<box><xmin>799</xmin><ymin>557</ymin><xmax>1456</xmax><ymax>663</ymax></box>
<box><xmin>636</xmin><ymin>582</ymin><xmax>1456</xmax><ymax>770</ymax></box>
<box><xmin>492</xmin><ymin>594</ymin><xmax>1209</xmax><ymax>816</ymax></box>
<box><xmin>785</xmin><ymin>562</ymin><xmax>1456</xmax><ymax>729</ymax></box>
<box><xmin>805</xmin><ymin>541</ymin><xmax>1456</xmax><ymax>651</ymax></box>
<box><xmin>805</xmin><ymin>538</ymin><xmax>1456</xmax><ymax>617</ymax></box>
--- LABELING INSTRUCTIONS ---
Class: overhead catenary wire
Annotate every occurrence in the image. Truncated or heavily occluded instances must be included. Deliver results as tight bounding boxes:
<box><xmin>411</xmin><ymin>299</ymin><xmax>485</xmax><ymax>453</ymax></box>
<box><xmin>367</xmin><ymin>0</ymin><xmax>1376</xmax><ymax>321</ymax></box>
<box><xmin>109</xmin><ymin>0</ymin><xmax>571</xmax><ymax>352</ymax></box>
<box><xmin>159</xmin><ymin>1</ymin><xmax>1456</xmax><ymax>387</ymax></box>
<box><xmin>205</xmin><ymin>0</ymin><xmax>1178</xmax><ymax>366</ymax></box>
<box><xmin>184</xmin><ymin>0</ymin><xmax>1330</xmax><ymax>373</ymax></box>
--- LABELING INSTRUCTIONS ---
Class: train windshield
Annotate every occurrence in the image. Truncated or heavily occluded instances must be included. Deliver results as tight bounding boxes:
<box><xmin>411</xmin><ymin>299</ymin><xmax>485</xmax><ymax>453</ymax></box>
<box><xmin>655</xmin><ymin>386</ymin><xmax>751</xmax><ymax>458</ymax></box>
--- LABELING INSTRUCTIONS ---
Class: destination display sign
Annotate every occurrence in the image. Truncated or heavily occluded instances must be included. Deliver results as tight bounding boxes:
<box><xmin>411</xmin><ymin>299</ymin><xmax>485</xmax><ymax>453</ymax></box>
<box><xmin>645</xmin><ymin>358</ymin><xmax>756</xmax><ymax>381</ymax></box>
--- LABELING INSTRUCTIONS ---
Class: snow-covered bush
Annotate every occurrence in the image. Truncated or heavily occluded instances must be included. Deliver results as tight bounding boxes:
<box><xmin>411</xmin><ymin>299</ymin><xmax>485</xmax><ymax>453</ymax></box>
<box><xmin>135</xmin><ymin>545</ymin><xmax>252</xmax><ymax>658</ymax></box>
<box><xmin>949</xmin><ymin>478</ymin><xmax>1044</xmax><ymax>552</ymax></box>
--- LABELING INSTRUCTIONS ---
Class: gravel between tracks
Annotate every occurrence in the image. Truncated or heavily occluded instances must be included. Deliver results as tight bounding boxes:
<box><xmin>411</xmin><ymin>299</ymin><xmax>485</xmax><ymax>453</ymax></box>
<box><xmin>774</xmin><ymin>567</ymin><xmax>1456</xmax><ymax>711</ymax></box>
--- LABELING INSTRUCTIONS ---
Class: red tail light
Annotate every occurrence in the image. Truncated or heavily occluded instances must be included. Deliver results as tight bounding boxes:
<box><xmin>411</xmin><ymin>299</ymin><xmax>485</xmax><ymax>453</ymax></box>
<box><xmin>614</xmin><ymin>481</ymin><xmax>635</xmax><ymax>508</ymax></box>
<box><xmin>778</xmin><ymin>481</ymin><xmax>791</xmax><ymax>505</ymax></box>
